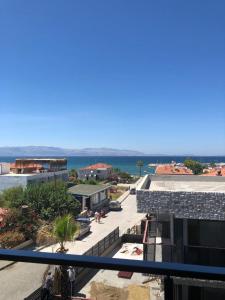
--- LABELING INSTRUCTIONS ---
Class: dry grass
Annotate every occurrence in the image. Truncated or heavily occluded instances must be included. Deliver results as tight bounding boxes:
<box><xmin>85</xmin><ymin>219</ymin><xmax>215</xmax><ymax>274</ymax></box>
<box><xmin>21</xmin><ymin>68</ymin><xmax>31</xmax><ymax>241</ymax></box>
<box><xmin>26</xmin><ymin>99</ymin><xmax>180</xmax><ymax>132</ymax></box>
<box><xmin>36</xmin><ymin>224</ymin><xmax>56</xmax><ymax>246</ymax></box>
<box><xmin>89</xmin><ymin>282</ymin><xmax>150</xmax><ymax>300</ymax></box>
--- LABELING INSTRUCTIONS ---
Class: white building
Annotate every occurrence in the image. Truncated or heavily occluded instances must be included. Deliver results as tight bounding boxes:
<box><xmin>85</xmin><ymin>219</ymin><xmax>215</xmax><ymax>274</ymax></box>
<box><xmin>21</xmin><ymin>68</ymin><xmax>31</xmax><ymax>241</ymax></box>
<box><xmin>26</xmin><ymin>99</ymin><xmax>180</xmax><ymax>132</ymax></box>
<box><xmin>68</xmin><ymin>184</ymin><xmax>111</xmax><ymax>211</ymax></box>
<box><xmin>0</xmin><ymin>158</ymin><xmax>68</xmax><ymax>192</ymax></box>
<box><xmin>78</xmin><ymin>163</ymin><xmax>113</xmax><ymax>180</ymax></box>
<box><xmin>0</xmin><ymin>163</ymin><xmax>10</xmax><ymax>175</ymax></box>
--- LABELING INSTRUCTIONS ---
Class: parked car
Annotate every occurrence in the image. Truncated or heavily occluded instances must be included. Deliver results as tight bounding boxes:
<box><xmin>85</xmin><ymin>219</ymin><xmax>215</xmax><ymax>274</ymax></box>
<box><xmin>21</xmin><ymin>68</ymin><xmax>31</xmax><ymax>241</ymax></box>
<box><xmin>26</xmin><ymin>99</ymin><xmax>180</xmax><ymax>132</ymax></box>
<box><xmin>130</xmin><ymin>188</ymin><xmax>136</xmax><ymax>195</ymax></box>
<box><xmin>109</xmin><ymin>201</ymin><xmax>122</xmax><ymax>211</ymax></box>
<box><xmin>76</xmin><ymin>217</ymin><xmax>91</xmax><ymax>239</ymax></box>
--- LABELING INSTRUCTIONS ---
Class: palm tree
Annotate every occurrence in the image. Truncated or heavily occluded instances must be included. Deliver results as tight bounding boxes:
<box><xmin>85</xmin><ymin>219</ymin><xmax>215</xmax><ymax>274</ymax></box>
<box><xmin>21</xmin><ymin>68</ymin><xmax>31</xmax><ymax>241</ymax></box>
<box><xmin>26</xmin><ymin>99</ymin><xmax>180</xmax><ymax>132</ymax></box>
<box><xmin>136</xmin><ymin>160</ymin><xmax>144</xmax><ymax>177</ymax></box>
<box><xmin>53</xmin><ymin>214</ymin><xmax>79</xmax><ymax>300</ymax></box>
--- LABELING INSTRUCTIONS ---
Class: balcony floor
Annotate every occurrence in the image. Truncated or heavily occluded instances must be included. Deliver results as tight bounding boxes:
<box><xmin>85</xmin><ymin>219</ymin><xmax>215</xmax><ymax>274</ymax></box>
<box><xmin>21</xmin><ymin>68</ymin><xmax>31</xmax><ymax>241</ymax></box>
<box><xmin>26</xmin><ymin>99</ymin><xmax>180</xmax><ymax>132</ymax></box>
<box><xmin>80</xmin><ymin>243</ymin><xmax>162</xmax><ymax>300</ymax></box>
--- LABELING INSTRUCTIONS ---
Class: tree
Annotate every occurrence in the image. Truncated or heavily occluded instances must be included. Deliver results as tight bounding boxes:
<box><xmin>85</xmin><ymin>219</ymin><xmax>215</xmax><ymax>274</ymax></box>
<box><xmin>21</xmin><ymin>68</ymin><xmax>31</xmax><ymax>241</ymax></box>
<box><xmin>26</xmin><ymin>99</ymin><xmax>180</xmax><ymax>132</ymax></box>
<box><xmin>53</xmin><ymin>214</ymin><xmax>79</xmax><ymax>252</ymax></box>
<box><xmin>69</xmin><ymin>169</ymin><xmax>78</xmax><ymax>180</ymax></box>
<box><xmin>112</xmin><ymin>168</ymin><xmax>121</xmax><ymax>174</ymax></box>
<box><xmin>2</xmin><ymin>181</ymin><xmax>81</xmax><ymax>221</ymax></box>
<box><xmin>0</xmin><ymin>194</ymin><xmax>5</xmax><ymax>207</ymax></box>
<box><xmin>184</xmin><ymin>159</ymin><xmax>204</xmax><ymax>175</ymax></box>
<box><xmin>136</xmin><ymin>160</ymin><xmax>144</xmax><ymax>177</ymax></box>
<box><xmin>85</xmin><ymin>179</ymin><xmax>98</xmax><ymax>185</ymax></box>
<box><xmin>4</xmin><ymin>207</ymin><xmax>40</xmax><ymax>240</ymax></box>
<box><xmin>53</xmin><ymin>215</ymin><xmax>79</xmax><ymax>300</ymax></box>
<box><xmin>118</xmin><ymin>172</ymin><xmax>132</xmax><ymax>181</ymax></box>
<box><xmin>23</xmin><ymin>181</ymin><xmax>81</xmax><ymax>221</ymax></box>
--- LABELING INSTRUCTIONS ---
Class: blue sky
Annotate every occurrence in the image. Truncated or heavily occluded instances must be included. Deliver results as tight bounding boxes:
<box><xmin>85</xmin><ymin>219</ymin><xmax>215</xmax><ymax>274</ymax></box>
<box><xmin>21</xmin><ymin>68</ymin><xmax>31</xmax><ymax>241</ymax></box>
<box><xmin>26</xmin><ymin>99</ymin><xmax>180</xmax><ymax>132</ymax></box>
<box><xmin>0</xmin><ymin>0</ymin><xmax>225</xmax><ymax>155</ymax></box>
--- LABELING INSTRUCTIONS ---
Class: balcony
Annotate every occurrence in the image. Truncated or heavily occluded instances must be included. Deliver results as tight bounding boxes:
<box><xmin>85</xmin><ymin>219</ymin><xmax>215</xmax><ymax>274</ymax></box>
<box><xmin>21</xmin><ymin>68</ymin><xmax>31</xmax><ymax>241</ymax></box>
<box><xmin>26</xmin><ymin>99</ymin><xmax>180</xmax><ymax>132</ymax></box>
<box><xmin>1</xmin><ymin>249</ymin><xmax>225</xmax><ymax>300</ymax></box>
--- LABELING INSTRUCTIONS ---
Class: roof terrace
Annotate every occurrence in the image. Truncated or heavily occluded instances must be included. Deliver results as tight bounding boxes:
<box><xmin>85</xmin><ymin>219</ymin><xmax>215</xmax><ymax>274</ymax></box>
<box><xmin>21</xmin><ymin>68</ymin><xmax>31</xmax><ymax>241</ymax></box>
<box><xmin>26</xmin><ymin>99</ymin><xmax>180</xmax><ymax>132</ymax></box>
<box><xmin>146</xmin><ymin>175</ymin><xmax>225</xmax><ymax>193</ymax></box>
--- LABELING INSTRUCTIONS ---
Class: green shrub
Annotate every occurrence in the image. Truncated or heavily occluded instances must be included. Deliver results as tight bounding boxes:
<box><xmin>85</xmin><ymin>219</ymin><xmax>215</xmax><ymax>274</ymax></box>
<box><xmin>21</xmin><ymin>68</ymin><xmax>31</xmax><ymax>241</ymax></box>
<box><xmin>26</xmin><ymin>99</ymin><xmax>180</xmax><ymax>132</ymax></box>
<box><xmin>4</xmin><ymin>208</ymin><xmax>40</xmax><ymax>240</ymax></box>
<box><xmin>2</xmin><ymin>181</ymin><xmax>81</xmax><ymax>222</ymax></box>
<box><xmin>1</xmin><ymin>186</ymin><xmax>24</xmax><ymax>208</ymax></box>
<box><xmin>184</xmin><ymin>159</ymin><xmax>204</xmax><ymax>175</ymax></box>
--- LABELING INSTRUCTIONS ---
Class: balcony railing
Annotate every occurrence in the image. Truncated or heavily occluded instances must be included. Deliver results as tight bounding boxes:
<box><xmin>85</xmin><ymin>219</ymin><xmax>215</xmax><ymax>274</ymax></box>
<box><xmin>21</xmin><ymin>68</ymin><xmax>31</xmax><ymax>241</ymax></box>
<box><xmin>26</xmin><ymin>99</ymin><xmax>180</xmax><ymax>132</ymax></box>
<box><xmin>1</xmin><ymin>249</ymin><xmax>225</xmax><ymax>300</ymax></box>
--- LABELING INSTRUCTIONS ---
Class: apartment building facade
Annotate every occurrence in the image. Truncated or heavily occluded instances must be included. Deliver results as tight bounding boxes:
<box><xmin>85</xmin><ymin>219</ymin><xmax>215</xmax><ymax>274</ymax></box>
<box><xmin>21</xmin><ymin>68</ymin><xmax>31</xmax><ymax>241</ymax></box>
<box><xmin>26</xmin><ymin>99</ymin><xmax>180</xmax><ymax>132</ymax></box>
<box><xmin>137</xmin><ymin>175</ymin><xmax>225</xmax><ymax>300</ymax></box>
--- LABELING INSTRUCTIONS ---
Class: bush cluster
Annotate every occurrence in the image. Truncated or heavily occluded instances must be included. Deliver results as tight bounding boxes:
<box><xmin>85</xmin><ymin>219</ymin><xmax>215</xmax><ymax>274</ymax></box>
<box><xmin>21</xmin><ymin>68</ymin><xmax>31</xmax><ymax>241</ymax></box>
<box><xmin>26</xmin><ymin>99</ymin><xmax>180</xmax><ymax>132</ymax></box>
<box><xmin>0</xmin><ymin>230</ymin><xmax>25</xmax><ymax>249</ymax></box>
<box><xmin>1</xmin><ymin>181</ymin><xmax>81</xmax><ymax>221</ymax></box>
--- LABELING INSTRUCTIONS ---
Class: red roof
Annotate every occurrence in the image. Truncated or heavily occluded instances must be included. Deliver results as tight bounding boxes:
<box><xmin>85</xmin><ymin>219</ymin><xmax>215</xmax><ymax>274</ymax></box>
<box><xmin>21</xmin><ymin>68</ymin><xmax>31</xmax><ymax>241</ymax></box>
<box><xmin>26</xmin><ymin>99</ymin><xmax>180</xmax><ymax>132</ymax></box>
<box><xmin>202</xmin><ymin>166</ymin><xmax>225</xmax><ymax>176</ymax></box>
<box><xmin>80</xmin><ymin>163</ymin><xmax>112</xmax><ymax>171</ymax></box>
<box><xmin>156</xmin><ymin>164</ymin><xmax>193</xmax><ymax>175</ymax></box>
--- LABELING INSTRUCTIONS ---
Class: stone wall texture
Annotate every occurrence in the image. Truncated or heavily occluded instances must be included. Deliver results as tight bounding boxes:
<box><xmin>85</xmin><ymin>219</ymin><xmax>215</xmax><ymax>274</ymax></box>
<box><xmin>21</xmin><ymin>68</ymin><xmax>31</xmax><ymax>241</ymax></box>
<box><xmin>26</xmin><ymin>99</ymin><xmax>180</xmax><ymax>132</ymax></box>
<box><xmin>137</xmin><ymin>190</ymin><xmax>225</xmax><ymax>220</ymax></box>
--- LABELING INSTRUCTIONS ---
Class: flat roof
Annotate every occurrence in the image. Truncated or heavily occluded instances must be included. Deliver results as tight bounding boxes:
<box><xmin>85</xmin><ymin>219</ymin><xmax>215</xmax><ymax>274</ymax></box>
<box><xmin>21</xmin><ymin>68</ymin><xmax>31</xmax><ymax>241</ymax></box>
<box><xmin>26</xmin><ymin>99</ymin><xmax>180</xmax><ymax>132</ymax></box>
<box><xmin>150</xmin><ymin>179</ymin><xmax>225</xmax><ymax>193</ymax></box>
<box><xmin>68</xmin><ymin>184</ymin><xmax>111</xmax><ymax>196</ymax></box>
<box><xmin>0</xmin><ymin>173</ymin><xmax>34</xmax><ymax>177</ymax></box>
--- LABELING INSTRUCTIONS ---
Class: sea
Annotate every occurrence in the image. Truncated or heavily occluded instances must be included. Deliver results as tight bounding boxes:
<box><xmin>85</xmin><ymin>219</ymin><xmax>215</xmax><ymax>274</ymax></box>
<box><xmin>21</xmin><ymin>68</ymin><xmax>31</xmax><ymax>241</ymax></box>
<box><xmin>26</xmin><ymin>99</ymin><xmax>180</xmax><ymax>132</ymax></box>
<box><xmin>1</xmin><ymin>156</ymin><xmax>225</xmax><ymax>176</ymax></box>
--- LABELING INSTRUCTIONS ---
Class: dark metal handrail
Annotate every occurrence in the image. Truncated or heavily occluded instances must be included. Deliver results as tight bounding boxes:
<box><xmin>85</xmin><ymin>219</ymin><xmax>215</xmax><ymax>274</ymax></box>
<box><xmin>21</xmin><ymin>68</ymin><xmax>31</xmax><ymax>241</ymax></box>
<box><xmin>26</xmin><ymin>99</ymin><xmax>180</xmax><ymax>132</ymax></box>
<box><xmin>187</xmin><ymin>244</ymin><xmax>225</xmax><ymax>251</ymax></box>
<box><xmin>1</xmin><ymin>249</ymin><xmax>225</xmax><ymax>282</ymax></box>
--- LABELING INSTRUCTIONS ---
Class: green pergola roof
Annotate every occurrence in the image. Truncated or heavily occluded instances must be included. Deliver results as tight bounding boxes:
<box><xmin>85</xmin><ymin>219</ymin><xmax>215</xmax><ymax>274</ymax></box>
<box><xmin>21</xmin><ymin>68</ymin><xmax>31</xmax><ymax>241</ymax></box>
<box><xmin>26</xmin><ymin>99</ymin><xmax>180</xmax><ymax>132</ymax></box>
<box><xmin>68</xmin><ymin>184</ymin><xmax>111</xmax><ymax>196</ymax></box>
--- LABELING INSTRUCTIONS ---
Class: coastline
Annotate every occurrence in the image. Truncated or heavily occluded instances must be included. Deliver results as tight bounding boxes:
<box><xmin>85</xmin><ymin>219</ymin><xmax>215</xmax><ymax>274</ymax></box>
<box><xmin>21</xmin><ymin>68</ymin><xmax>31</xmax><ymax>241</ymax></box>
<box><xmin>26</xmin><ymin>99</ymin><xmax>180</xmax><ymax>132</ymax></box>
<box><xmin>0</xmin><ymin>156</ymin><xmax>225</xmax><ymax>176</ymax></box>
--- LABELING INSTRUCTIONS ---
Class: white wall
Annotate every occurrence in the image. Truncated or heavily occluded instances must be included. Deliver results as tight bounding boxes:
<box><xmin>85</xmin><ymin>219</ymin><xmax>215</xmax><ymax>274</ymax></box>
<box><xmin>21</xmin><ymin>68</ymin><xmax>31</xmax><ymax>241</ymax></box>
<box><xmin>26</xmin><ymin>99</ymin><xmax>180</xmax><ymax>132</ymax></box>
<box><xmin>0</xmin><ymin>163</ymin><xmax>10</xmax><ymax>175</ymax></box>
<box><xmin>0</xmin><ymin>170</ymin><xmax>68</xmax><ymax>192</ymax></box>
<box><xmin>78</xmin><ymin>168</ymin><xmax>112</xmax><ymax>180</ymax></box>
<box><xmin>0</xmin><ymin>176</ymin><xmax>28</xmax><ymax>192</ymax></box>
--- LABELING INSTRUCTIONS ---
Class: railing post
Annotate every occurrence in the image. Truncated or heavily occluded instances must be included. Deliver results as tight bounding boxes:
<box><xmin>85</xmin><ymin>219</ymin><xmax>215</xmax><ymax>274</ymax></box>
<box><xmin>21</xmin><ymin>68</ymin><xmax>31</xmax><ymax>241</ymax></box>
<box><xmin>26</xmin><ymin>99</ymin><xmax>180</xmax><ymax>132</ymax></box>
<box><xmin>164</xmin><ymin>276</ymin><xmax>174</xmax><ymax>300</ymax></box>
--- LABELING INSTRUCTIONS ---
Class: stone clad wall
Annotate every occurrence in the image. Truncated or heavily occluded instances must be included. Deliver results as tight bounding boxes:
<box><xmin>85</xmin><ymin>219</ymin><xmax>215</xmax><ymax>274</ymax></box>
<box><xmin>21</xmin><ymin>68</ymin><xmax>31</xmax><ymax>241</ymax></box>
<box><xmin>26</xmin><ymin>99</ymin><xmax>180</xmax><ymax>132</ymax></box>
<box><xmin>137</xmin><ymin>190</ymin><xmax>225</xmax><ymax>220</ymax></box>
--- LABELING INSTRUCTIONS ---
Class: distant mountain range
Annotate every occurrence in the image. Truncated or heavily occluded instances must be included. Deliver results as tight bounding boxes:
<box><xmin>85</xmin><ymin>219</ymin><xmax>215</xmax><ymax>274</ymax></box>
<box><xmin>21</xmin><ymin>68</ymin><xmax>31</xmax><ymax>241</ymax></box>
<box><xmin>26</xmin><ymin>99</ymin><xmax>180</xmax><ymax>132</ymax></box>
<box><xmin>0</xmin><ymin>147</ymin><xmax>222</xmax><ymax>157</ymax></box>
<box><xmin>0</xmin><ymin>146</ymin><xmax>149</xmax><ymax>157</ymax></box>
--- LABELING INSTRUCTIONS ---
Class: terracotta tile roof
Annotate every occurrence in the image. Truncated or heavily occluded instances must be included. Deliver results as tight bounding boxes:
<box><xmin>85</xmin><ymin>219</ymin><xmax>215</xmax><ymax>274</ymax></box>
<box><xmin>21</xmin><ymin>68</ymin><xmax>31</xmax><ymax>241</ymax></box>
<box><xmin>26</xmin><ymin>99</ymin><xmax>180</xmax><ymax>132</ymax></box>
<box><xmin>156</xmin><ymin>164</ymin><xmax>193</xmax><ymax>175</ymax></box>
<box><xmin>80</xmin><ymin>163</ymin><xmax>112</xmax><ymax>171</ymax></box>
<box><xmin>202</xmin><ymin>166</ymin><xmax>225</xmax><ymax>176</ymax></box>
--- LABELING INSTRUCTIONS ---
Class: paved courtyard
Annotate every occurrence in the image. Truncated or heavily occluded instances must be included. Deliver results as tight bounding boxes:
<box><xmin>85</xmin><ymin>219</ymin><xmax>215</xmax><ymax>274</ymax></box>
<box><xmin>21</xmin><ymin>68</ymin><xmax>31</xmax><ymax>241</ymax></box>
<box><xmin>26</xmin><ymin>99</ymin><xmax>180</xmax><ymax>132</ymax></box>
<box><xmin>43</xmin><ymin>194</ymin><xmax>145</xmax><ymax>255</ymax></box>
